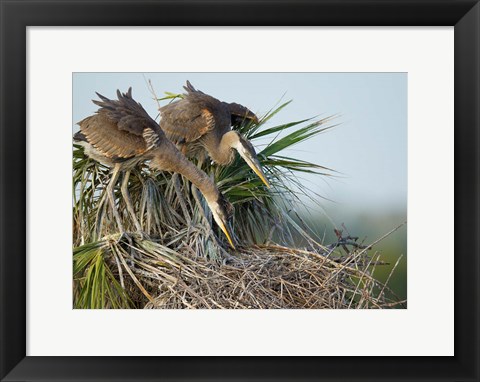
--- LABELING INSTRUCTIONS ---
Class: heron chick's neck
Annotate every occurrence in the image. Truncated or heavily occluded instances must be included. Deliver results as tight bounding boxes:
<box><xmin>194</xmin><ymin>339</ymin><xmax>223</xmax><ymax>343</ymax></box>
<box><xmin>150</xmin><ymin>144</ymin><xmax>219</xmax><ymax>202</ymax></box>
<box><xmin>208</xmin><ymin>130</ymin><xmax>239</xmax><ymax>166</ymax></box>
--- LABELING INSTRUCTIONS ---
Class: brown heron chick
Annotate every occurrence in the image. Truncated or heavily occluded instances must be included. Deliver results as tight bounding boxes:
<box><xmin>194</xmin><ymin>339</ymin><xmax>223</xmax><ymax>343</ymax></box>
<box><xmin>159</xmin><ymin>81</ymin><xmax>270</xmax><ymax>188</ymax></box>
<box><xmin>73</xmin><ymin>88</ymin><xmax>235</xmax><ymax>248</ymax></box>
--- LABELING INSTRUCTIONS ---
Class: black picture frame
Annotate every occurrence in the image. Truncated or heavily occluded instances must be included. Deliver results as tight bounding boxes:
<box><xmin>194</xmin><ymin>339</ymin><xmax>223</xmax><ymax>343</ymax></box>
<box><xmin>1</xmin><ymin>1</ymin><xmax>478</xmax><ymax>381</ymax></box>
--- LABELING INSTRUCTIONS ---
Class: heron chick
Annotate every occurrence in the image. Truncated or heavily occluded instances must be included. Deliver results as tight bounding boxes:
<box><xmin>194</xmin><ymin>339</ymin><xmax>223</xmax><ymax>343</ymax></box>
<box><xmin>159</xmin><ymin>81</ymin><xmax>270</xmax><ymax>188</ymax></box>
<box><xmin>74</xmin><ymin>88</ymin><xmax>236</xmax><ymax>248</ymax></box>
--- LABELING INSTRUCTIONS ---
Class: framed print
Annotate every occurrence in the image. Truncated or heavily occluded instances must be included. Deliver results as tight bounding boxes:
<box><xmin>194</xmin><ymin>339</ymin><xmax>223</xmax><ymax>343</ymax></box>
<box><xmin>1</xmin><ymin>0</ymin><xmax>479</xmax><ymax>381</ymax></box>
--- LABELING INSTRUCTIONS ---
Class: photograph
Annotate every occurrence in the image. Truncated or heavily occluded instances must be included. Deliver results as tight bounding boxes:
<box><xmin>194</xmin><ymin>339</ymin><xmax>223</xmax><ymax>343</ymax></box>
<box><xmin>72</xmin><ymin>72</ymin><xmax>407</xmax><ymax>309</ymax></box>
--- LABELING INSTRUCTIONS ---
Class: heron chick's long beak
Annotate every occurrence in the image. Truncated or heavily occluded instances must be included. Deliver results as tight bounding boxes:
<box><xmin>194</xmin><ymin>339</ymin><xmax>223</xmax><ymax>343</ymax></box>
<box><xmin>209</xmin><ymin>197</ymin><xmax>236</xmax><ymax>249</ymax></box>
<box><xmin>217</xmin><ymin>220</ymin><xmax>236</xmax><ymax>249</ymax></box>
<box><xmin>240</xmin><ymin>151</ymin><xmax>271</xmax><ymax>189</ymax></box>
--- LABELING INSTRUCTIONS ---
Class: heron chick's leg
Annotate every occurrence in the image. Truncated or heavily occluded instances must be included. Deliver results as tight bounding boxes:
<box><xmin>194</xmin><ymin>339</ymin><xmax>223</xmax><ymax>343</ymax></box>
<box><xmin>94</xmin><ymin>191</ymin><xmax>108</xmax><ymax>240</ymax></box>
<box><xmin>107</xmin><ymin>164</ymin><xmax>125</xmax><ymax>235</ymax></box>
<box><xmin>121</xmin><ymin>169</ymin><xmax>144</xmax><ymax>235</ymax></box>
<box><xmin>193</xmin><ymin>154</ymin><xmax>213</xmax><ymax>224</ymax></box>
<box><xmin>172</xmin><ymin>173</ymin><xmax>191</xmax><ymax>225</ymax></box>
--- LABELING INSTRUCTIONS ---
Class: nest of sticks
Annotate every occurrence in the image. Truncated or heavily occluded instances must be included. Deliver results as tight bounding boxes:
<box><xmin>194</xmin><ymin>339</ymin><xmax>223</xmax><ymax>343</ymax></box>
<box><xmin>74</xmin><ymin>232</ymin><xmax>405</xmax><ymax>309</ymax></box>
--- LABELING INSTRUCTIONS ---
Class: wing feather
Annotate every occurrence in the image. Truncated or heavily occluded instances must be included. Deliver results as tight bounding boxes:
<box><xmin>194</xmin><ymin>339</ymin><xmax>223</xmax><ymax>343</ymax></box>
<box><xmin>77</xmin><ymin>88</ymin><xmax>164</xmax><ymax>160</ymax></box>
<box><xmin>159</xmin><ymin>98</ymin><xmax>216</xmax><ymax>144</ymax></box>
<box><xmin>92</xmin><ymin>87</ymin><xmax>160</xmax><ymax>137</ymax></box>
<box><xmin>159</xmin><ymin>82</ymin><xmax>225</xmax><ymax>144</ymax></box>
<box><xmin>183</xmin><ymin>80</ymin><xmax>205</xmax><ymax>95</ymax></box>
<box><xmin>78</xmin><ymin>114</ymin><xmax>148</xmax><ymax>160</ymax></box>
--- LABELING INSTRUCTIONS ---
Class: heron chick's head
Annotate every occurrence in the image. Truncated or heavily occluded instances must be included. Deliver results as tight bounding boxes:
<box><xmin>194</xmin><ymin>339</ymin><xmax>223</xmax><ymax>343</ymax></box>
<box><xmin>209</xmin><ymin>193</ymin><xmax>236</xmax><ymax>249</ymax></box>
<box><xmin>230</xmin><ymin>132</ymin><xmax>271</xmax><ymax>189</ymax></box>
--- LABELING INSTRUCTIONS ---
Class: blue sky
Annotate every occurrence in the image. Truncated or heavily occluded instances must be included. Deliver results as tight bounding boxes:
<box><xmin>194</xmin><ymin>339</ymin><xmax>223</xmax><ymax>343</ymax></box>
<box><xmin>73</xmin><ymin>72</ymin><xmax>407</xmax><ymax>222</ymax></box>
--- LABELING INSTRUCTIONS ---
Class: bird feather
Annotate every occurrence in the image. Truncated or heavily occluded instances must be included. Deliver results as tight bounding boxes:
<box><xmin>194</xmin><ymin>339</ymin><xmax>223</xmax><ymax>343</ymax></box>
<box><xmin>159</xmin><ymin>83</ymin><xmax>229</xmax><ymax>145</ymax></box>
<box><xmin>77</xmin><ymin>88</ymin><xmax>168</xmax><ymax>160</ymax></box>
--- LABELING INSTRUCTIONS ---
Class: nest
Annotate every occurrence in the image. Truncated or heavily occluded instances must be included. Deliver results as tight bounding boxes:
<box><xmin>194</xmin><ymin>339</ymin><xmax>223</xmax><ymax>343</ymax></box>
<box><xmin>76</xmin><ymin>234</ymin><xmax>405</xmax><ymax>310</ymax></box>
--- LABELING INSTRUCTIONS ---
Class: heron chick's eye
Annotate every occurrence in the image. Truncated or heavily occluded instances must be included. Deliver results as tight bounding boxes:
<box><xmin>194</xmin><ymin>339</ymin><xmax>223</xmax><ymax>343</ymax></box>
<box><xmin>239</xmin><ymin>138</ymin><xmax>258</xmax><ymax>158</ymax></box>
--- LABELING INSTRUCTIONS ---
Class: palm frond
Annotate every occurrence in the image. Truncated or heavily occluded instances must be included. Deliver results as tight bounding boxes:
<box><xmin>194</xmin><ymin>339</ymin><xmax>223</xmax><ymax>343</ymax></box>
<box><xmin>73</xmin><ymin>241</ymin><xmax>132</xmax><ymax>308</ymax></box>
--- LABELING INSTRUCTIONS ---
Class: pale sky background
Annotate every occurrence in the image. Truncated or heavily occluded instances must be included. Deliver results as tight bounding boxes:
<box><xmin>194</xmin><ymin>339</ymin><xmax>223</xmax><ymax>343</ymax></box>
<box><xmin>73</xmin><ymin>73</ymin><xmax>407</xmax><ymax>224</ymax></box>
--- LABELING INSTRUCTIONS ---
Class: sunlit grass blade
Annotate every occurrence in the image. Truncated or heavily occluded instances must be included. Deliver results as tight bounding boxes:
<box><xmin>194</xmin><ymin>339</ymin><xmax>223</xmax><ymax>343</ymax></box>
<box><xmin>157</xmin><ymin>92</ymin><xmax>184</xmax><ymax>102</ymax></box>
<box><xmin>248</xmin><ymin>117</ymin><xmax>314</xmax><ymax>140</ymax></box>
<box><xmin>260</xmin><ymin>121</ymin><xmax>336</xmax><ymax>157</ymax></box>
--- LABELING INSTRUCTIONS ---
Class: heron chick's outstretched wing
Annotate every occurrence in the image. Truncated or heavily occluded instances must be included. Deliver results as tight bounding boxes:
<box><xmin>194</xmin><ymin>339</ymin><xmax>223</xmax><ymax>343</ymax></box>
<box><xmin>159</xmin><ymin>81</ymin><xmax>231</xmax><ymax>145</ymax></box>
<box><xmin>78</xmin><ymin>88</ymin><xmax>163</xmax><ymax>160</ymax></box>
